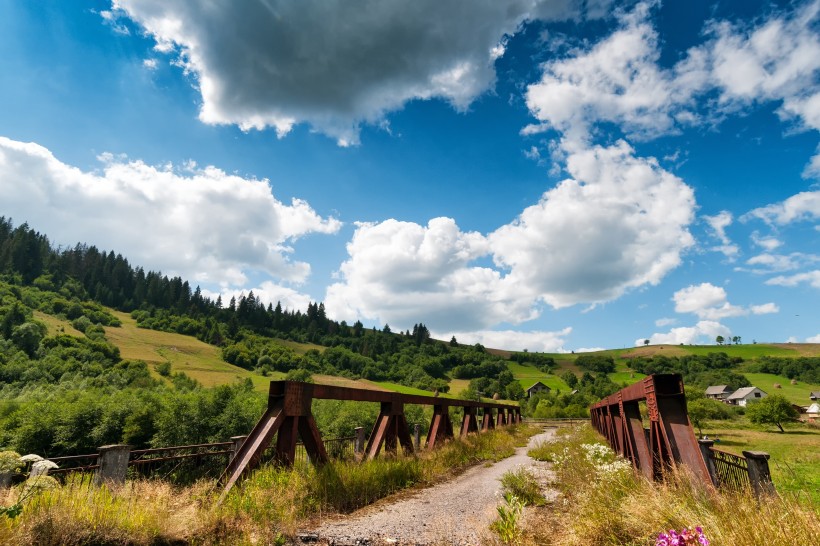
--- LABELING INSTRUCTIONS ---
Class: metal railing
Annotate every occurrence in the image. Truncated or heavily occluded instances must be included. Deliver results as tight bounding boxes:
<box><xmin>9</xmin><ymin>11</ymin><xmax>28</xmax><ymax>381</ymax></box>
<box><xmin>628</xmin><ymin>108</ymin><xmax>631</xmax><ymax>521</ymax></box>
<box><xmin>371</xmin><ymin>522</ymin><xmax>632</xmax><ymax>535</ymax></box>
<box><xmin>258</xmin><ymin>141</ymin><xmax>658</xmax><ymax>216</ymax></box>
<box><xmin>129</xmin><ymin>441</ymin><xmax>234</xmax><ymax>482</ymax></box>
<box><xmin>47</xmin><ymin>453</ymin><xmax>100</xmax><ymax>476</ymax></box>
<box><xmin>709</xmin><ymin>447</ymin><xmax>750</xmax><ymax>490</ymax></box>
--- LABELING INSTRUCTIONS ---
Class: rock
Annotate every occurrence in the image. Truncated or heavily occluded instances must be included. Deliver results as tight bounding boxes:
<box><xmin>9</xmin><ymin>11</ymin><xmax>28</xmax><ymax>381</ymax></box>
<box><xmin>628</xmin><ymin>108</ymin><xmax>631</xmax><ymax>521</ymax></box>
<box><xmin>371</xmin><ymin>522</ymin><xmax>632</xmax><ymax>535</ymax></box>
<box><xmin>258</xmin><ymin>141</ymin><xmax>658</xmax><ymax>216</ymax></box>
<box><xmin>298</xmin><ymin>532</ymin><xmax>319</xmax><ymax>543</ymax></box>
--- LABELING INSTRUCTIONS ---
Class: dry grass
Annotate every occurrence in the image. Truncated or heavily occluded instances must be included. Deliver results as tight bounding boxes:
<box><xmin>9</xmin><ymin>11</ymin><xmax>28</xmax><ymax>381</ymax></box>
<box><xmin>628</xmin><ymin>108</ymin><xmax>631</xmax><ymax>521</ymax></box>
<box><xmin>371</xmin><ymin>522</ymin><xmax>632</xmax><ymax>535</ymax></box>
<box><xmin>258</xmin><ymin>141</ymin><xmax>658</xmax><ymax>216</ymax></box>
<box><xmin>519</xmin><ymin>424</ymin><xmax>820</xmax><ymax>546</ymax></box>
<box><xmin>0</xmin><ymin>426</ymin><xmax>535</xmax><ymax>545</ymax></box>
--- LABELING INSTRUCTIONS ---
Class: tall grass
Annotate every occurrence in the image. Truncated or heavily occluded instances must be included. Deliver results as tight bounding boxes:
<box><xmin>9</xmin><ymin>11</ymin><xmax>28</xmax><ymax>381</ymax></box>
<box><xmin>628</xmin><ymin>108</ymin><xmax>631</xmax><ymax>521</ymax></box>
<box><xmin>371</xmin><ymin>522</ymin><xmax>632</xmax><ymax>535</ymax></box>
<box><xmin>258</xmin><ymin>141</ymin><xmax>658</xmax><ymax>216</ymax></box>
<box><xmin>0</xmin><ymin>425</ymin><xmax>534</xmax><ymax>545</ymax></box>
<box><xmin>521</xmin><ymin>424</ymin><xmax>820</xmax><ymax>545</ymax></box>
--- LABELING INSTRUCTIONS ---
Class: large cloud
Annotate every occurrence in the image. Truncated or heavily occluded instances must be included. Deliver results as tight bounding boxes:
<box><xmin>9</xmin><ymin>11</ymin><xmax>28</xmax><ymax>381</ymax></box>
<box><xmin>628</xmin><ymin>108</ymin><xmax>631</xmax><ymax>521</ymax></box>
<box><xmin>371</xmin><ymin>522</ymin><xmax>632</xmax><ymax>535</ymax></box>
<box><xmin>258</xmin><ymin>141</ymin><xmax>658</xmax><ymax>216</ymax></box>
<box><xmin>326</xmin><ymin>141</ymin><xmax>696</xmax><ymax>330</ymax></box>
<box><xmin>490</xmin><ymin>141</ymin><xmax>696</xmax><ymax>308</ymax></box>
<box><xmin>112</xmin><ymin>0</ymin><xmax>592</xmax><ymax>145</ymax></box>
<box><xmin>0</xmin><ymin>136</ymin><xmax>340</xmax><ymax>288</ymax></box>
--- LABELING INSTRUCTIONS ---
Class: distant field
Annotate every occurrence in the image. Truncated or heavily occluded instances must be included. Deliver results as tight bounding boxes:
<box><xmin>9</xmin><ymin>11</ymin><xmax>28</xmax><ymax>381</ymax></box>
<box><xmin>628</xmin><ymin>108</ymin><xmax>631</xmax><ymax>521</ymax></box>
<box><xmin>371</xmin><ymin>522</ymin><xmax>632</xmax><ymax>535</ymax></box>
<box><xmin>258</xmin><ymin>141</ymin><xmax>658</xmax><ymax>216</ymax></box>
<box><xmin>506</xmin><ymin>361</ymin><xmax>573</xmax><ymax>392</ymax></box>
<box><xmin>448</xmin><ymin>378</ymin><xmax>470</xmax><ymax>395</ymax></box>
<box><xmin>33</xmin><ymin>311</ymin><xmax>85</xmax><ymax>338</ymax></box>
<box><xmin>704</xmin><ymin>420</ymin><xmax>820</xmax><ymax>503</ymax></box>
<box><xmin>741</xmin><ymin>373</ymin><xmax>820</xmax><ymax>406</ymax></box>
<box><xmin>104</xmin><ymin>310</ymin><xmax>264</xmax><ymax>388</ymax></box>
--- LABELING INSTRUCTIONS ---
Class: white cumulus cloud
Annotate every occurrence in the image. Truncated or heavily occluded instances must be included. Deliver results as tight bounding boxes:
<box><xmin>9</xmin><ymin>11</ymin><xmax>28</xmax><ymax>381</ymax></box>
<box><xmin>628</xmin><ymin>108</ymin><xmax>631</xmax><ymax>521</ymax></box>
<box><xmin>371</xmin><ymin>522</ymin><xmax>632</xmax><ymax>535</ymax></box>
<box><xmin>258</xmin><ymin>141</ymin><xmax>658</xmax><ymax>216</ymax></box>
<box><xmin>490</xmin><ymin>140</ymin><xmax>696</xmax><ymax>308</ymax></box>
<box><xmin>639</xmin><ymin>320</ymin><xmax>731</xmax><ymax>346</ymax></box>
<box><xmin>324</xmin><ymin>217</ymin><xmax>535</xmax><ymax>332</ymax></box>
<box><xmin>0</xmin><ymin>136</ymin><xmax>340</xmax><ymax>289</ymax></box>
<box><xmin>672</xmin><ymin>282</ymin><xmax>778</xmax><ymax>320</ymax></box>
<box><xmin>766</xmin><ymin>270</ymin><xmax>820</xmax><ymax>289</ymax></box>
<box><xmin>743</xmin><ymin>190</ymin><xmax>820</xmax><ymax>225</ymax></box>
<box><xmin>437</xmin><ymin>327</ymin><xmax>573</xmax><ymax>353</ymax></box>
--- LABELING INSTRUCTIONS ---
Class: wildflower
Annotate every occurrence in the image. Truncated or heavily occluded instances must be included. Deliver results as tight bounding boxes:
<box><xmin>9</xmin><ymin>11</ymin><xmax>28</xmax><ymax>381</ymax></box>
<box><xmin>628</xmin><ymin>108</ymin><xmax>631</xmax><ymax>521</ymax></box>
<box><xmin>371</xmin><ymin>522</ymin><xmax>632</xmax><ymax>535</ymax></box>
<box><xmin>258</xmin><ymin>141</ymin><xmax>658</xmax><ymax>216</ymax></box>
<box><xmin>655</xmin><ymin>526</ymin><xmax>709</xmax><ymax>546</ymax></box>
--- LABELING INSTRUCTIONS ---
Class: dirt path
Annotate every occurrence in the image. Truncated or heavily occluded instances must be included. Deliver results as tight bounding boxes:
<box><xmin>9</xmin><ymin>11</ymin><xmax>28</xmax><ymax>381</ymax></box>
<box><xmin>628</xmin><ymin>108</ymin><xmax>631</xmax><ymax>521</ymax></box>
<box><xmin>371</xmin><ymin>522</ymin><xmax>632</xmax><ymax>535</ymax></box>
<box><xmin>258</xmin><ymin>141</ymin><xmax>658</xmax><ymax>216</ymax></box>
<box><xmin>309</xmin><ymin>428</ymin><xmax>556</xmax><ymax>546</ymax></box>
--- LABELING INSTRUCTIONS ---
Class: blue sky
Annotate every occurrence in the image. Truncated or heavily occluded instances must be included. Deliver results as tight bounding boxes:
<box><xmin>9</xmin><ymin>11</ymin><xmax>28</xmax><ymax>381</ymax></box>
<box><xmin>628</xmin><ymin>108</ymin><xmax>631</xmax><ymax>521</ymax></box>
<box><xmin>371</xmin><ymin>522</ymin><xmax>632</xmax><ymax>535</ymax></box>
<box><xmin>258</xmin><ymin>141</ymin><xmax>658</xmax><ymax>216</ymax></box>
<box><xmin>0</xmin><ymin>0</ymin><xmax>818</xmax><ymax>352</ymax></box>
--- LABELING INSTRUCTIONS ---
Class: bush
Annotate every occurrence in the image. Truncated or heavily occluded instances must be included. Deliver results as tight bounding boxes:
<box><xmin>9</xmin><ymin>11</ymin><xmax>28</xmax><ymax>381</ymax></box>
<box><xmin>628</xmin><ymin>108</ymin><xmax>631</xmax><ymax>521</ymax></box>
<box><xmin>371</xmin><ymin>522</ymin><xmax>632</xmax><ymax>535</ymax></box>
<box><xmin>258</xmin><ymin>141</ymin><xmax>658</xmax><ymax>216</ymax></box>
<box><xmin>154</xmin><ymin>362</ymin><xmax>171</xmax><ymax>377</ymax></box>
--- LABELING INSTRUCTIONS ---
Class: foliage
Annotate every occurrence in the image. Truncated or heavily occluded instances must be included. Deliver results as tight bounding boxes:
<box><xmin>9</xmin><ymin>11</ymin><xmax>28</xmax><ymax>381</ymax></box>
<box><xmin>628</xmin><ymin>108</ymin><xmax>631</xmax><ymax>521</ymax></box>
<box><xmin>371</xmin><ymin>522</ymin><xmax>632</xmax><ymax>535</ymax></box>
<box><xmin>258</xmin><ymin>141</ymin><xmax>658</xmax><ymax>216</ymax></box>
<box><xmin>744</xmin><ymin>356</ymin><xmax>820</xmax><ymax>385</ymax></box>
<box><xmin>687</xmin><ymin>398</ymin><xmax>734</xmax><ymax>435</ymax></box>
<box><xmin>492</xmin><ymin>494</ymin><xmax>525</xmax><ymax>545</ymax></box>
<box><xmin>628</xmin><ymin>353</ymin><xmax>749</xmax><ymax>391</ymax></box>
<box><xmin>574</xmin><ymin>354</ymin><xmax>615</xmax><ymax>373</ymax></box>
<box><xmin>746</xmin><ymin>394</ymin><xmax>800</xmax><ymax>433</ymax></box>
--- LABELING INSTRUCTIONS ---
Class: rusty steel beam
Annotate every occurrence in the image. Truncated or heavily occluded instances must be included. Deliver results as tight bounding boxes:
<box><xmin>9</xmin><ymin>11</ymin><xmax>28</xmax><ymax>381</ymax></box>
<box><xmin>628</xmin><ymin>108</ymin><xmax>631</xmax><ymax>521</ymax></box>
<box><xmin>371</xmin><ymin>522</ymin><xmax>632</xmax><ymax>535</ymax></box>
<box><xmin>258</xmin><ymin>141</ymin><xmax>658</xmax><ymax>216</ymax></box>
<box><xmin>220</xmin><ymin>381</ymin><xmax>522</xmax><ymax>500</ymax></box>
<box><xmin>481</xmin><ymin>407</ymin><xmax>495</xmax><ymax>431</ymax></box>
<box><xmin>365</xmin><ymin>401</ymin><xmax>413</xmax><ymax>459</ymax></box>
<box><xmin>589</xmin><ymin>374</ymin><xmax>711</xmax><ymax>487</ymax></box>
<box><xmin>460</xmin><ymin>407</ymin><xmax>479</xmax><ymax>438</ymax></box>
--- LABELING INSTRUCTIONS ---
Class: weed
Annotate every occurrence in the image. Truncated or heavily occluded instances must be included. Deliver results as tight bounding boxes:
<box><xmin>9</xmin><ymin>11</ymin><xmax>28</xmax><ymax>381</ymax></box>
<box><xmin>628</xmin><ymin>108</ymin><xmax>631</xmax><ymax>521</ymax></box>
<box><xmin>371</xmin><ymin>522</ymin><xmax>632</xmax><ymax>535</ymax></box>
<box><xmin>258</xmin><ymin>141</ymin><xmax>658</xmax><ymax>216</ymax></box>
<box><xmin>500</xmin><ymin>468</ymin><xmax>545</xmax><ymax>506</ymax></box>
<box><xmin>491</xmin><ymin>494</ymin><xmax>525</xmax><ymax>545</ymax></box>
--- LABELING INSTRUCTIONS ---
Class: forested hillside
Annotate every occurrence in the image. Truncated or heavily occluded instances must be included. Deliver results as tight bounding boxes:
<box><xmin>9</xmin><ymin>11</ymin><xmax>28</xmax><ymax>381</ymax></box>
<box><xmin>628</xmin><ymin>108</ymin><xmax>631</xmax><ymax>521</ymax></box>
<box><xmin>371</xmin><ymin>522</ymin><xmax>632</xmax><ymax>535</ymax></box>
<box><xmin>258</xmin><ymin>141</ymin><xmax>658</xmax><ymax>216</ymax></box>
<box><xmin>0</xmin><ymin>218</ymin><xmax>625</xmax><ymax>457</ymax></box>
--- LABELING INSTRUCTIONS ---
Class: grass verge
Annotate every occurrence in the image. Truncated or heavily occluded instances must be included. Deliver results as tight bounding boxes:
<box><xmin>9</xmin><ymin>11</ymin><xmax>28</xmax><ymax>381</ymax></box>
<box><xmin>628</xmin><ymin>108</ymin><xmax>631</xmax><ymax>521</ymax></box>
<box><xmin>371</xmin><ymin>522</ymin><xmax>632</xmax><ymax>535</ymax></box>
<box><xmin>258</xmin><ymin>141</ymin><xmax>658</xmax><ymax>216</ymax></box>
<box><xmin>519</xmin><ymin>424</ymin><xmax>820</xmax><ymax>545</ymax></box>
<box><xmin>1</xmin><ymin>425</ymin><xmax>537</xmax><ymax>545</ymax></box>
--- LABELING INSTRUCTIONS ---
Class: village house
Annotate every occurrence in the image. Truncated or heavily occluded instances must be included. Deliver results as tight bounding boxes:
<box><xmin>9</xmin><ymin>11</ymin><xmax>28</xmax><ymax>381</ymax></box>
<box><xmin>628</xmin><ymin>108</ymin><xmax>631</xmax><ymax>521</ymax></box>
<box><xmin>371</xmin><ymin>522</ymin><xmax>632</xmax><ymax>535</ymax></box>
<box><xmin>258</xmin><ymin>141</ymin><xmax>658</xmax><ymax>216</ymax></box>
<box><xmin>704</xmin><ymin>385</ymin><xmax>733</xmax><ymax>401</ymax></box>
<box><xmin>806</xmin><ymin>402</ymin><xmax>820</xmax><ymax>420</ymax></box>
<box><xmin>526</xmin><ymin>381</ymin><xmax>551</xmax><ymax>398</ymax></box>
<box><xmin>810</xmin><ymin>391</ymin><xmax>820</xmax><ymax>401</ymax></box>
<box><xmin>726</xmin><ymin>386</ymin><xmax>767</xmax><ymax>407</ymax></box>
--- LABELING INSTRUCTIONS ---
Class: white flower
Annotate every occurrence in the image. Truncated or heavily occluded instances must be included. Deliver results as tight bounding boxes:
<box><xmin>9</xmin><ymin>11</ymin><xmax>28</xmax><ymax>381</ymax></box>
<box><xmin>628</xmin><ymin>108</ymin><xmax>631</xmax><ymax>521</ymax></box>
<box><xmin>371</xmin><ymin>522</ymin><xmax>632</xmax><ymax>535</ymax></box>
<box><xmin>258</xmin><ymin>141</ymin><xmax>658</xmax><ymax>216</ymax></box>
<box><xmin>20</xmin><ymin>454</ymin><xmax>44</xmax><ymax>463</ymax></box>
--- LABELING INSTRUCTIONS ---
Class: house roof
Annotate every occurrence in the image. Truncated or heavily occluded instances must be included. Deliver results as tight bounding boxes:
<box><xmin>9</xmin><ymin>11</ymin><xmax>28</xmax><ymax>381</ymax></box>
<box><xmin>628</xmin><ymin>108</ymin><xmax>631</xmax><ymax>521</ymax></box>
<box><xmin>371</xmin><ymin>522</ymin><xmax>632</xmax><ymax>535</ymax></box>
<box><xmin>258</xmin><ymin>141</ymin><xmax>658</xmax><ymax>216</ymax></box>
<box><xmin>807</xmin><ymin>403</ymin><xmax>820</xmax><ymax>414</ymax></box>
<box><xmin>727</xmin><ymin>386</ymin><xmax>764</xmax><ymax>400</ymax></box>
<box><xmin>811</xmin><ymin>391</ymin><xmax>820</xmax><ymax>399</ymax></box>
<box><xmin>705</xmin><ymin>385</ymin><xmax>731</xmax><ymax>395</ymax></box>
<box><xmin>526</xmin><ymin>381</ymin><xmax>549</xmax><ymax>392</ymax></box>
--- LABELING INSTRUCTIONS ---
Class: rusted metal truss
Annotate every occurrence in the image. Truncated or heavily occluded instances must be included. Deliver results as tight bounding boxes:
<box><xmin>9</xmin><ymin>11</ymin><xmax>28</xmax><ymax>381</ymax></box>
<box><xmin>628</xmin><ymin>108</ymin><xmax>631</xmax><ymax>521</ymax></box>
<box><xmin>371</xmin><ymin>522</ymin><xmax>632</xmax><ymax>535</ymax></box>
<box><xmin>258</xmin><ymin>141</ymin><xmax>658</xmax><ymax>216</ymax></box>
<box><xmin>218</xmin><ymin>381</ymin><xmax>521</xmax><ymax>499</ymax></box>
<box><xmin>589</xmin><ymin>374</ymin><xmax>711</xmax><ymax>486</ymax></box>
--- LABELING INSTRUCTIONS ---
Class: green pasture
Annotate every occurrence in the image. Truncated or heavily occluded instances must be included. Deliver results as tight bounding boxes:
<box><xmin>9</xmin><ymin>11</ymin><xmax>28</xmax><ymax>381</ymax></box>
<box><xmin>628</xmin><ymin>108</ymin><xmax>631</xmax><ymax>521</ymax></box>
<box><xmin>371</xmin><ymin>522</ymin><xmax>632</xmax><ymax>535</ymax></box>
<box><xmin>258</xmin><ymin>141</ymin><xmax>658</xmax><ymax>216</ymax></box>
<box><xmin>702</xmin><ymin>420</ymin><xmax>820</xmax><ymax>503</ymax></box>
<box><xmin>506</xmin><ymin>361</ymin><xmax>573</xmax><ymax>392</ymax></box>
<box><xmin>740</xmin><ymin>373</ymin><xmax>820</xmax><ymax>405</ymax></box>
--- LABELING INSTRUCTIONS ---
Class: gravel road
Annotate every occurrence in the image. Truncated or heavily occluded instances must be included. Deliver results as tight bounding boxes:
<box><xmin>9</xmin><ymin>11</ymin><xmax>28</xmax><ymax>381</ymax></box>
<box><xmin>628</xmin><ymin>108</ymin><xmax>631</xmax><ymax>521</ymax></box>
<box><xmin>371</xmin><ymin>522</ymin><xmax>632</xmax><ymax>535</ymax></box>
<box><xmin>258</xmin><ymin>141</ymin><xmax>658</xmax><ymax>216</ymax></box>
<box><xmin>308</xmin><ymin>428</ymin><xmax>556</xmax><ymax>546</ymax></box>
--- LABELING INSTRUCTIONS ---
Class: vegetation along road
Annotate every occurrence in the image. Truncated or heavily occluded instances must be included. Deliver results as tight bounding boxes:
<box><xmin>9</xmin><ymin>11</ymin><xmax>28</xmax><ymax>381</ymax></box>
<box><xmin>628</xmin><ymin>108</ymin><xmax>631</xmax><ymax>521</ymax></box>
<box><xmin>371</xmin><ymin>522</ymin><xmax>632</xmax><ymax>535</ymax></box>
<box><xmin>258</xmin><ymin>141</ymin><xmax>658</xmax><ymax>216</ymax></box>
<box><xmin>312</xmin><ymin>428</ymin><xmax>556</xmax><ymax>546</ymax></box>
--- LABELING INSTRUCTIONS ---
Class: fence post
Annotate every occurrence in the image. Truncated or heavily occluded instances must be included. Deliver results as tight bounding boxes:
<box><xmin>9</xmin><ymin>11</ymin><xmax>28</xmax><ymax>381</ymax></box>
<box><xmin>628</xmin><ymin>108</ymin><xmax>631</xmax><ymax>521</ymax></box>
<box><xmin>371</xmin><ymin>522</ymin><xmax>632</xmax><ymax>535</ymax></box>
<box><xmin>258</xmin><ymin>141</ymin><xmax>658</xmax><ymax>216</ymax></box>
<box><xmin>697</xmin><ymin>440</ymin><xmax>719</xmax><ymax>486</ymax></box>
<box><xmin>230</xmin><ymin>436</ymin><xmax>247</xmax><ymax>462</ymax></box>
<box><xmin>413</xmin><ymin>424</ymin><xmax>421</xmax><ymax>451</ymax></box>
<box><xmin>354</xmin><ymin>427</ymin><xmax>366</xmax><ymax>456</ymax></box>
<box><xmin>743</xmin><ymin>451</ymin><xmax>775</xmax><ymax>497</ymax></box>
<box><xmin>94</xmin><ymin>444</ymin><xmax>131</xmax><ymax>487</ymax></box>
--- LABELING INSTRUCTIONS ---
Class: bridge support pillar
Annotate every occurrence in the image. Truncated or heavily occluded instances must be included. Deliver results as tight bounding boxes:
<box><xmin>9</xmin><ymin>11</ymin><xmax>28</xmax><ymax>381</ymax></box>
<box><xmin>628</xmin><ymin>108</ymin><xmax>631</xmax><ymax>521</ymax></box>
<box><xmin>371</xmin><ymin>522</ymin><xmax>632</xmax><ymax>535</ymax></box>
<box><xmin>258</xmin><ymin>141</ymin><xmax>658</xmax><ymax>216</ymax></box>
<box><xmin>366</xmin><ymin>401</ymin><xmax>413</xmax><ymax>459</ymax></box>
<box><xmin>426</xmin><ymin>404</ymin><xmax>453</xmax><ymax>450</ymax></box>
<box><xmin>481</xmin><ymin>407</ymin><xmax>495</xmax><ymax>431</ymax></box>
<box><xmin>460</xmin><ymin>406</ymin><xmax>479</xmax><ymax>438</ymax></box>
<box><xmin>218</xmin><ymin>381</ymin><xmax>327</xmax><ymax>502</ymax></box>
